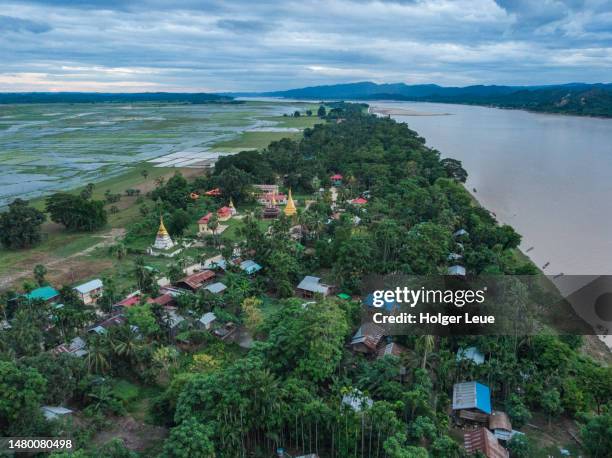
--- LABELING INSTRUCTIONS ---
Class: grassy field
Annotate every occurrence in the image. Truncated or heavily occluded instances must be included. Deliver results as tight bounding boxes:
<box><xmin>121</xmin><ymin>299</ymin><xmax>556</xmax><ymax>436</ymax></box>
<box><xmin>0</xmin><ymin>101</ymin><xmax>325</xmax><ymax>291</ymax></box>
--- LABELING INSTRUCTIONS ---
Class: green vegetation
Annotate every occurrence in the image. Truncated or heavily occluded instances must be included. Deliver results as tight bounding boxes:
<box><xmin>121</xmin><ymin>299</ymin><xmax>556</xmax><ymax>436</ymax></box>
<box><xmin>0</xmin><ymin>103</ymin><xmax>610</xmax><ymax>457</ymax></box>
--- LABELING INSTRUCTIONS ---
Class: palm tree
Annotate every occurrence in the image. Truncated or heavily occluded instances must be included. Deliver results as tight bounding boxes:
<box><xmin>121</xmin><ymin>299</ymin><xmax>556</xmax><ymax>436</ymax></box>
<box><xmin>416</xmin><ymin>335</ymin><xmax>435</xmax><ymax>370</ymax></box>
<box><xmin>86</xmin><ymin>335</ymin><xmax>111</xmax><ymax>374</ymax></box>
<box><xmin>207</xmin><ymin>214</ymin><xmax>220</xmax><ymax>247</ymax></box>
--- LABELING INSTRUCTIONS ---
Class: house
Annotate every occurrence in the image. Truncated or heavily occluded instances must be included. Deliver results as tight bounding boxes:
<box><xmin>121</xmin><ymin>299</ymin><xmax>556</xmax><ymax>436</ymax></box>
<box><xmin>253</xmin><ymin>184</ymin><xmax>279</xmax><ymax>196</ymax></box>
<box><xmin>350</xmin><ymin>323</ymin><xmax>386</xmax><ymax>354</ymax></box>
<box><xmin>204</xmin><ymin>188</ymin><xmax>221</xmax><ymax>196</ymax></box>
<box><xmin>377</xmin><ymin>342</ymin><xmax>407</xmax><ymax>359</ymax></box>
<box><xmin>204</xmin><ymin>282</ymin><xmax>227</xmax><ymax>294</ymax></box>
<box><xmin>330</xmin><ymin>174</ymin><xmax>343</xmax><ymax>186</ymax></box>
<box><xmin>453</xmin><ymin>381</ymin><xmax>492</xmax><ymax>422</ymax></box>
<box><xmin>167</xmin><ymin>309</ymin><xmax>186</xmax><ymax>337</ymax></box>
<box><xmin>363</xmin><ymin>292</ymin><xmax>399</xmax><ymax>312</ymax></box>
<box><xmin>489</xmin><ymin>411</ymin><xmax>513</xmax><ymax>442</ymax></box>
<box><xmin>296</xmin><ymin>276</ymin><xmax>333</xmax><ymax>298</ymax></box>
<box><xmin>453</xmin><ymin>228</ymin><xmax>469</xmax><ymax>238</ymax></box>
<box><xmin>25</xmin><ymin>286</ymin><xmax>59</xmax><ymax>304</ymax></box>
<box><xmin>41</xmin><ymin>406</ymin><xmax>73</xmax><ymax>421</ymax></box>
<box><xmin>52</xmin><ymin>336</ymin><xmax>88</xmax><ymax>357</ymax></box>
<box><xmin>89</xmin><ymin>314</ymin><xmax>126</xmax><ymax>335</ymax></box>
<box><xmin>341</xmin><ymin>389</ymin><xmax>373</xmax><ymax>412</ymax></box>
<box><xmin>176</xmin><ymin>270</ymin><xmax>215</xmax><ymax>292</ymax></box>
<box><xmin>198</xmin><ymin>212</ymin><xmax>213</xmax><ymax>233</ymax></box>
<box><xmin>240</xmin><ymin>259</ymin><xmax>262</xmax><ymax>275</ymax></box>
<box><xmin>258</xmin><ymin>192</ymin><xmax>287</xmax><ymax>206</ymax></box>
<box><xmin>448</xmin><ymin>265</ymin><xmax>466</xmax><ymax>276</ymax></box>
<box><xmin>457</xmin><ymin>346</ymin><xmax>485</xmax><ymax>365</ymax></box>
<box><xmin>213</xmin><ymin>322</ymin><xmax>237</xmax><ymax>341</ymax></box>
<box><xmin>199</xmin><ymin>312</ymin><xmax>217</xmax><ymax>330</ymax></box>
<box><xmin>149</xmin><ymin>293</ymin><xmax>176</xmax><ymax>307</ymax></box>
<box><xmin>217</xmin><ymin>206</ymin><xmax>233</xmax><ymax>221</ymax></box>
<box><xmin>464</xmin><ymin>428</ymin><xmax>509</xmax><ymax>458</ymax></box>
<box><xmin>74</xmin><ymin>278</ymin><xmax>103</xmax><ymax>304</ymax></box>
<box><xmin>116</xmin><ymin>294</ymin><xmax>141</xmax><ymax>308</ymax></box>
<box><xmin>350</xmin><ymin>197</ymin><xmax>368</xmax><ymax>205</ymax></box>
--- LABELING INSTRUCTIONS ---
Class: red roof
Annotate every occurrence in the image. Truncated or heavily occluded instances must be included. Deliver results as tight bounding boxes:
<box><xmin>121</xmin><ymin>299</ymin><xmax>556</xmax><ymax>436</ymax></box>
<box><xmin>198</xmin><ymin>212</ymin><xmax>213</xmax><ymax>224</ymax></box>
<box><xmin>117</xmin><ymin>295</ymin><xmax>140</xmax><ymax>308</ymax></box>
<box><xmin>330</xmin><ymin>174</ymin><xmax>343</xmax><ymax>180</ymax></box>
<box><xmin>178</xmin><ymin>270</ymin><xmax>215</xmax><ymax>290</ymax></box>
<box><xmin>260</xmin><ymin>193</ymin><xmax>286</xmax><ymax>202</ymax></box>
<box><xmin>205</xmin><ymin>188</ymin><xmax>221</xmax><ymax>196</ymax></box>
<box><xmin>150</xmin><ymin>293</ymin><xmax>175</xmax><ymax>307</ymax></box>
<box><xmin>351</xmin><ymin>197</ymin><xmax>368</xmax><ymax>205</ymax></box>
<box><xmin>217</xmin><ymin>206</ymin><xmax>232</xmax><ymax>217</ymax></box>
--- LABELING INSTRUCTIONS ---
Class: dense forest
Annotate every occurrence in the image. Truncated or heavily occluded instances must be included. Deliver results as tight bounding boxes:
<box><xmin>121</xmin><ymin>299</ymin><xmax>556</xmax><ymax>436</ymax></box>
<box><xmin>0</xmin><ymin>104</ymin><xmax>610</xmax><ymax>457</ymax></box>
<box><xmin>259</xmin><ymin>82</ymin><xmax>612</xmax><ymax>117</ymax></box>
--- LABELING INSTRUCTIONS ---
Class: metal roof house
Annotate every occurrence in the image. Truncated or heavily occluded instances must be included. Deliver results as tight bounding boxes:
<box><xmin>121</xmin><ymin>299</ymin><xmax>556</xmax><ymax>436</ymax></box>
<box><xmin>25</xmin><ymin>286</ymin><xmax>59</xmax><ymax>303</ymax></box>
<box><xmin>453</xmin><ymin>381</ymin><xmax>492</xmax><ymax>415</ymax></box>
<box><xmin>74</xmin><ymin>278</ymin><xmax>103</xmax><ymax>304</ymax></box>
<box><xmin>489</xmin><ymin>411</ymin><xmax>513</xmax><ymax>441</ymax></box>
<box><xmin>464</xmin><ymin>428</ymin><xmax>509</xmax><ymax>458</ymax></box>
<box><xmin>350</xmin><ymin>322</ymin><xmax>385</xmax><ymax>354</ymax></box>
<box><xmin>176</xmin><ymin>270</ymin><xmax>215</xmax><ymax>291</ymax></box>
<box><xmin>448</xmin><ymin>265</ymin><xmax>466</xmax><ymax>276</ymax></box>
<box><xmin>42</xmin><ymin>406</ymin><xmax>73</xmax><ymax>421</ymax></box>
<box><xmin>199</xmin><ymin>312</ymin><xmax>217</xmax><ymax>330</ymax></box>
<box><xmin>296</xmin><ymin>276</ymin><xmax>333</xmax><ymax>298</ymax></box>
<box><xmin>457</xmin><ymin>346</ymin><xmax>485</xmax><ymax>365</ymax></box>
<box><xmin>240</xmin><ymin>260</ymin><xmax>262</xmax><ymax>275</ymax></box>
<box><xmin>52</xmin><ymin>336</ymin><xmax>88</xmax><ymax>357</ymax></box>
<box><xmin>204</xmin><ymin>282</ymin><xmax>227</xmax><ymax>294</ymax></box>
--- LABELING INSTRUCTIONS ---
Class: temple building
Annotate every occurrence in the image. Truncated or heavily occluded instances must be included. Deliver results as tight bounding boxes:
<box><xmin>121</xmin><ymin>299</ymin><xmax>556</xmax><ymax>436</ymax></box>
<box><xmin>263</xmin><ymin>193</ymin><xmax>280</xmax><ymax>219</ymax></box>
<box><xmin>152</xmin><ymin>217</ymin><xmax>175</xmax><ymax>250</ymax></box>
<box><xmin>284</xmin><ymin>189</ymin><xmax>297</xmax><ymax>217</ymax></box>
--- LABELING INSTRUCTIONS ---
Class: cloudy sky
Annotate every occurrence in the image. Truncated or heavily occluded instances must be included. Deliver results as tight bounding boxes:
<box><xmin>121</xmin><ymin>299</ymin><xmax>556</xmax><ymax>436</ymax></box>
<box><xmin>0</xmin><ymin>0</ymin><xmax>611</xmax><ymax>92</ymax></box>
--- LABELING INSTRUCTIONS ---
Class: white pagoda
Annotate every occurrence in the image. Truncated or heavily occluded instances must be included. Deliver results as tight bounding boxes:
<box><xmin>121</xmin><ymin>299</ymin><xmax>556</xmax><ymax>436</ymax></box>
<box><xmin>152</xmin><ymin>217</ymin><xmax>175</xmax><ymax>250</ymax></box>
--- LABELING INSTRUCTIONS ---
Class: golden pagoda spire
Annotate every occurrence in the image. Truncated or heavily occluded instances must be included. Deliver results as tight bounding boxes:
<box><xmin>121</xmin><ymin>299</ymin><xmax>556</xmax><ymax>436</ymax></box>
<box><xmin>229</xmin><ymin>197</ymin><xmax>235</xmax><ymax>209</ymax></box>
<box><xmin>157</xmin><ymin>216</ymin><xmax>169</xmax><ymax>236</ymax></box>
<box><xmin>284</xmin><ymin>188</ymin><xmax>297</xmax><ymax>216</ymax></box>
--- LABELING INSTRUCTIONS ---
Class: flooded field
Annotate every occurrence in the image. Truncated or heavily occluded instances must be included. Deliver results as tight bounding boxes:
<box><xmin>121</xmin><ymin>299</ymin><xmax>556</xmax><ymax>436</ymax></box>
<box><xmin>0</xmin><ymin>101</ymin><xmax>301</xmax><ymax>206</ymax></box>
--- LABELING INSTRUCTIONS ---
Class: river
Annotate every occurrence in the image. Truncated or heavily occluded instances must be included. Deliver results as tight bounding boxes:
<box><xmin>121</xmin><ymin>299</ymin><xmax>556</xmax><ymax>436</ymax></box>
<box><xmin>371</xmin><ymin>101</ymin><xmax>612</xmax><ymax>277</ymax></box>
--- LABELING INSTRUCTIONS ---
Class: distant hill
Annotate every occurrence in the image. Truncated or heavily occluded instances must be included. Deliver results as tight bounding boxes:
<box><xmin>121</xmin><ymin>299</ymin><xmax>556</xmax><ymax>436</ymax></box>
<box><xmin>0</xmin><ymin>92</ymin><xmax>235</xmax><ymax>104</ymax></box>
<box><xmin>249</xmin><ymin>82</ymin><xmax>612</xmax><ymax>117</ymax></box>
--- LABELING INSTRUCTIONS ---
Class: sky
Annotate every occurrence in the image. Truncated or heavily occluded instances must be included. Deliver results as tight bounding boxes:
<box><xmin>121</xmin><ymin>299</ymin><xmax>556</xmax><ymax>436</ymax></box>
<box><xmin>0</xmin><ymin>0</ymin><xmax>611</xmax><ymax>92</ymax></box>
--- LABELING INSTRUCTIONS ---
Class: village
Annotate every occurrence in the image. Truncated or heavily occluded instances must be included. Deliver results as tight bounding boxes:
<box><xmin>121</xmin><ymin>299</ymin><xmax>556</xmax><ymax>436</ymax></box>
<box><xmin>1</xmin><ymin>106</ymin><xmax>608</xmax><ymax>458</ymax></box>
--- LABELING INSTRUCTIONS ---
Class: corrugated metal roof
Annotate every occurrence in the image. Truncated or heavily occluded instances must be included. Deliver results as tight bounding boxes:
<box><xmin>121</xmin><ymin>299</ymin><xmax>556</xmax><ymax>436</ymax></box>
<box><xmin>464</xmin><ymin>428</ymin><xmax>509</xmax><ymax>458</ymax></box>
<box><xmin>297</xmin><ymin>276</ymin><xmax>330</xmax><ymax>294</ymax></box>
<box><xmin>452</xmin><ymin>381</ymin><xmax>492</xmax><ymax>414</ymax></box>
<box><xmin>26</xmin><ymin>286</ymin><xmax>59</xmax><ymax>302</ymax></box>
<box><xmin>489</xmin><ymin>411</ymin><xmax>512</xmax><ymax>432</ymax></box>
<box><xmin>205</xmin><ymin>282</ymin><xmax>227</xmax><ymax>294</ymax></box>
<box><xmin>74</xmin><ymin>278</ymin><xmax>103</xmax><ymax>294</ymax></box>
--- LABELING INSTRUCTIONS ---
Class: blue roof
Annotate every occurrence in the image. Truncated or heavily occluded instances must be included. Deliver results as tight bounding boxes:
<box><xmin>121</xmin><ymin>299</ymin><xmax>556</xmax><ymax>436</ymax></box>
<box><xmin>240</xmin><ymin>260</ymin><xmax>262</xmax><ymax>274</ymax></box>
<box><xmin>363</xmin><ymin>293</ymin><xmax>398</xmax><ymax>312</ymax></box>
<box><xmin>475</xmin><ymin>382</ymin><xmax>492</xmax><ymax>415</ymax></box>
<box><xmin>452</xmin><ymin>381</ymin><xmax>491</xmax><ymax>414</ymax></box>
<box><xmin>26</xmin><ymin>286</ymin><xmax>59</xmax><ymax>302</ymax></box>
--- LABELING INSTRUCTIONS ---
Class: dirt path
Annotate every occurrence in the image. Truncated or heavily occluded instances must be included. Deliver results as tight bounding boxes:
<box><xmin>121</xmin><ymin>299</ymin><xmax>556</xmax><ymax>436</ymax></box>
<box><xmin>0</xmin><ymin>228</ymin><xmax>125</xmax><ymax>290</ymax></box>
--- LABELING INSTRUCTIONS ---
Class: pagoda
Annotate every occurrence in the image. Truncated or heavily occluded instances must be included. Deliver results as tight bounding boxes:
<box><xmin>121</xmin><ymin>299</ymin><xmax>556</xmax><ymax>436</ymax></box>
<box><xmin>229</xmin><ymin>197</ymin><xmax>237</xmax><ymax>216</ymax></box>
<box><xmin>152</xmin><ymin>216</ymin><xmax>175</xmax><ymax>250</ymax></box>
<box><xmin>284</xmin><ymin>189</ymin><xmax>297</xmax><ymax>217</ymax></box>
<box><xmin>263</xmin><ymin>193</ymin><xmax>280</xmax><ymax>219</ymax></box>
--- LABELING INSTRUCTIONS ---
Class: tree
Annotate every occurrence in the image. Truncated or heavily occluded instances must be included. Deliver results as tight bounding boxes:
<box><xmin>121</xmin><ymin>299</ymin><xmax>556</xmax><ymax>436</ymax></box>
<box><xmin>161</xmin><ymin>418</ymin><xmax>216</xmax><ymax>458</ymax></box>
<box><xmin>0</xmin><ymin>199</ymin><xmax>46</xmax><ymax>249</ymax></box>
<box><xmin>317</xmin><ymin>105</ymin><xmax>326</xmax><ymax>117</ymax></box>
<box><xmin>241</xmin><ymin>297</ymin><xmax>263</xmax><ymax>334</ymax></box>
<box><xmin>505</xmin><ymin>394</ymin><xmax>531</xmax><ymax>428</ymax></box>
<box><xmin>580</xmin><ymin>405</ymin><xmax>612</xmax><ymax>458</ymax></box>
<box><xmin>126</xmin><ymin>303</ymin><xmax>160</xmax><ymax>338</ymax></box>
<box><xmin>0</xmin><ymin>360</ymin><xmax>46</xmax><ymax>434</ymax></box>
<box><xmin>141</xmin><ymin>169</ymin><xmax>149</xmax><ymax>180</ymax></box>
<box><xmin>45</xmin><ymin>192</ymin><xmax>107</xmax><ymax>231</ymax></box>
<box><xmin>168</xmin><ymin>209</ymin><xmax>191</xmax><ymax>237</ymax></box>
<box><xmin>440</xmin><ymin>158</ymin><xmax>468</xmax><ymax>183</ymax></box>
<box><xmin>215</xmin><ymin>166</ymin><xmax>253</xmax><ymax>203</ymax></box>
<box><xmin>507</xmin><ymin>434</ymin><xmax>533</xmax><ymax>458</ymax></box>
<box><xmin>541</xmin><ymin>388</ymin><xmax>563</xmax><ymax>426</ymax></box>
<box><xmin>207</xmin><ymin>214</ymin><xmax>220</xmax><ymax>247</ymax></box>
<box><xmin>33</xmin><ymin>264</ymin><xmax>47</xmax><ymax>286</ymax></box>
